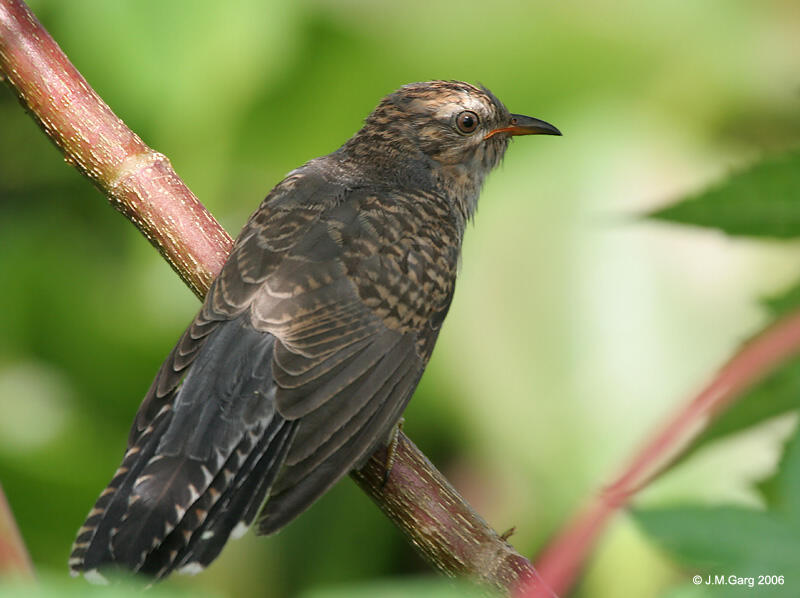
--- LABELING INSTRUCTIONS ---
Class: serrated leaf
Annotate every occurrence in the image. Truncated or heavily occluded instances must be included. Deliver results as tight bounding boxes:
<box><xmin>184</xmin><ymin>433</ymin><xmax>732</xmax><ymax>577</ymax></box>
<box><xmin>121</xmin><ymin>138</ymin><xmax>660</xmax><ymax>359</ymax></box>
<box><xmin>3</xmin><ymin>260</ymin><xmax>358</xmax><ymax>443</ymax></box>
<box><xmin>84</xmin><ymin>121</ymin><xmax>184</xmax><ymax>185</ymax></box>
<box><xmin>649</xmin><ymin>149</ymin><xmax>800</xmax><ymax>238</ymax></box>
<box><xmin>759</xmin><ymin>420</ymin><xmax>800</xmax><ymax>521</ymax></box>
<box><xmin>671</xmin><ymin>354</ymin><xmax>800</xmax><ymax>468</ymax></box>
<box><xmin>632</xmin><ymin>506</ymin><xmax>799</xmax><ymax>596</ymax></box>
<box><xmin>634</xmin><ymin>506</ymin><xmax>797</xmax><ymax>569</ymax></box>
<box><xmin>635</xmin><ymin>425</ymin><xmax>800</xmax><ymax>596</ymax></box>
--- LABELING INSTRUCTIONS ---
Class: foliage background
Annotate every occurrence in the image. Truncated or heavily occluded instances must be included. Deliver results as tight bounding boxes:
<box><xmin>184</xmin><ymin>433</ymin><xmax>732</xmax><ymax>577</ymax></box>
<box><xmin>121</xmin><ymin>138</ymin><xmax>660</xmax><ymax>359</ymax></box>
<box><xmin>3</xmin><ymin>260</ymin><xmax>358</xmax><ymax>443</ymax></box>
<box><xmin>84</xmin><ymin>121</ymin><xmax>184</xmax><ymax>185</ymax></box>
<box><xmin>1</xmin><ymin>1</ymin><xmax>800</xmax><ymax>596</ymax></box>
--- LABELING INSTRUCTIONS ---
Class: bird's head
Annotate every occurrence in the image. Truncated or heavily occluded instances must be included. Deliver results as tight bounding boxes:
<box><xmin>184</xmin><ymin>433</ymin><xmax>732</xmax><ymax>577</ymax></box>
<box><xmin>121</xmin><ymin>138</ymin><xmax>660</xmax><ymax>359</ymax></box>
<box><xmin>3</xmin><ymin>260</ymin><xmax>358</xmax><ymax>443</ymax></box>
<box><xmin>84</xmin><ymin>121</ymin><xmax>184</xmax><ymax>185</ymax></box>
<box><xmin>343</xmin><ymin>81</ymin><xmax>560</xmax><ymax>220</ymax></box>
<box><xmin>382</xmin><ymin>81</ymin><xmax>560</xmax><ymax>166</ymax></box>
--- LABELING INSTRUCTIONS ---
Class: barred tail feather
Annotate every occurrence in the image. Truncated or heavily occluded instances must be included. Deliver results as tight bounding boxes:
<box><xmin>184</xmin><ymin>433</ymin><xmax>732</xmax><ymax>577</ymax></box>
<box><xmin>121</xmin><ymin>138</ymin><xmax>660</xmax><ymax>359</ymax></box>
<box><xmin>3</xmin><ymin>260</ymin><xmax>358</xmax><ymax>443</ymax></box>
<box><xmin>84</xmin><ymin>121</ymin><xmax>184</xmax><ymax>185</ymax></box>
<box><xmin>69</xmin><ymin>315</ymin><xmax>282</xmax><ymax>579</ymax></box>
<box><xmin>69</xmin><ymin>402</ymin><xmax>174</xmax><ymax>576</ymax></box>
<box><xmin>139</xmin><ymin>417</ymin><xmax>297</xmax><ymax>578</ymax></box>
<box><xmin>172</xmin><ymin>418</ymin><xmax>297</xmax><ymax>574</ymax></box>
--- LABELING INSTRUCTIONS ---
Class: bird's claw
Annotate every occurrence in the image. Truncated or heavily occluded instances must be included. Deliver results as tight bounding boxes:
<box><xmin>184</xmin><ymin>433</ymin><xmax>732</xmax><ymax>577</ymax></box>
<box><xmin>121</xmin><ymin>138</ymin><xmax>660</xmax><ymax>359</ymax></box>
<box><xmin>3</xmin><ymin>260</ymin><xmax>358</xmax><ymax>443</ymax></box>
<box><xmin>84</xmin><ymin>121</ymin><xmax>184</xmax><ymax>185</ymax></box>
<box><xmin>382</xmin><ymin>418</ymin><xmax>405</xmax><ymax>487</ymax></box>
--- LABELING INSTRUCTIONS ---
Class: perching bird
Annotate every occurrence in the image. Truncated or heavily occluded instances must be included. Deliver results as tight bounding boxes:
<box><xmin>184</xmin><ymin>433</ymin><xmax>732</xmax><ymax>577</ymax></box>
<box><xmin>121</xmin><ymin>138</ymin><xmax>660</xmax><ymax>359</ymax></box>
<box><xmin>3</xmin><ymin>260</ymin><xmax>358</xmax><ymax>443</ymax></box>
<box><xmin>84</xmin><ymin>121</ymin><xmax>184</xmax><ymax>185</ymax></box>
<box><xmin>69</xmin><ymin>80</ymin><xmax>560</xmax><ymax>581</ymax></box>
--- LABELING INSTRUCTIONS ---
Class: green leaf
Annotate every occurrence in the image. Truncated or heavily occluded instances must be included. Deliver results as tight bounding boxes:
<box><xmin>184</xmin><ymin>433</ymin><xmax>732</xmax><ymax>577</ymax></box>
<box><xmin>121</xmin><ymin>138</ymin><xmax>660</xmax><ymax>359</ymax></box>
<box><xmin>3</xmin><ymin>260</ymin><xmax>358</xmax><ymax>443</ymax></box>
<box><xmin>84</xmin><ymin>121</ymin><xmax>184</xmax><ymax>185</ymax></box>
<box><xmin>667</xmin><ymin>276</ymin><xmax>800</xmax><ymax>469</ymax></box>
<box><xmin>649</xmin><ymin>149</ymin><xmax>800</xmax><ymax>238</ymax></box>
<box><xmin>758</xmin><ymin>420</ymin><xmax>800</xmax><ymax>521</ymax></box>
<box><xmin>634</xmin><ymin>425</ymin><xmax>800</xmax><ymax>596</ymax></box>
<box><xmin>672</xmin><ymin>354</ymin><xmax>800</xmax><ymax>468</ymax></box>
<box><xmin>763</xmin><ymin>281</ymin><xmax>800</xmax><ymax>321</ymax></box>
<box><xmin>634</xmin><ymin>506</ymin><xmax>797</xmax><ymax>570</ymax></box>
<box><xmin>0</xmin><ymin>571</ymin><xmax>218</xmax><ymax>598</ymax></box>
<box><xmin>660</xmin><ymin>585</ymin><xmax>714</xmax><ymax>598</ymax></box>
<box><xmin>300</xmin><ymin>576</ymin><xmax>500</xmax><ymax>598</ymax></box>
<box><xmin>633</xmin><ymin>506</ymin><xmax>799</xmax><ymax>596</ymax></box>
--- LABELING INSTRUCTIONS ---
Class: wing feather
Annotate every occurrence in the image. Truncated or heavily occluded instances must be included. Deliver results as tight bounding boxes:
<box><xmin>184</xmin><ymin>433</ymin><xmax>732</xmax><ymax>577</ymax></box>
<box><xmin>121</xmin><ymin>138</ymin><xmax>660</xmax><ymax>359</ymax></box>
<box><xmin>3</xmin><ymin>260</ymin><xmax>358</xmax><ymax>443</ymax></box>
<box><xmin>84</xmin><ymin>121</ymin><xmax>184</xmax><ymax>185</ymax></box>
<box><xmin>71</xmin><ymin>163</ymin><xmax>456</xmax><ymax>578</ymax></box>
<box><xmin>257</xmin><ymin>348</ymin><xmax>422</xmax><ymax>535</ymax></box>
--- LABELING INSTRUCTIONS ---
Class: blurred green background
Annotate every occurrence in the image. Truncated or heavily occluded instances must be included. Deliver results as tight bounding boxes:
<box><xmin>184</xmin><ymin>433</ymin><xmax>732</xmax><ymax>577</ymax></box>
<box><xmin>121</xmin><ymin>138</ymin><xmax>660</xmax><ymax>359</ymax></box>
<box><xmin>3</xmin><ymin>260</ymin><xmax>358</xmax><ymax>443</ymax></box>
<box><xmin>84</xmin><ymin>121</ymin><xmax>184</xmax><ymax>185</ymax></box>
<box><xmin>2</xmin><ymin>1</ymin><xmax>800</xmax><ymax>596</ymax></box>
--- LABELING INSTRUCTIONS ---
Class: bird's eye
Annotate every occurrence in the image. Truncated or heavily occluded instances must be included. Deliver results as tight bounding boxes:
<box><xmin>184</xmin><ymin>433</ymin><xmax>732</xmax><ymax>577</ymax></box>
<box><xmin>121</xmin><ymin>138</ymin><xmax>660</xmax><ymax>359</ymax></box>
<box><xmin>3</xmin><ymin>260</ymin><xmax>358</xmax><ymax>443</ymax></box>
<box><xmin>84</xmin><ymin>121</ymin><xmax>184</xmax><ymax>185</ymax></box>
<box><xmin>455</xmin><ymin>111</ymin><xmax>479</xmax><ymax>134</ymax></box>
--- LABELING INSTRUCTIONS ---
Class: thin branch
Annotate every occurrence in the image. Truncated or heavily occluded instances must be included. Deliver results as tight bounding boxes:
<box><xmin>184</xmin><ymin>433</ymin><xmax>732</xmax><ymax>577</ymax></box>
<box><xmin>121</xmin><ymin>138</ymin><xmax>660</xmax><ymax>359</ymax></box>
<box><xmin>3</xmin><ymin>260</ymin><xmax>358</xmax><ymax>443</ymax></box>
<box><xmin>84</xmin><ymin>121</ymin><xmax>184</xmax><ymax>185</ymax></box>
<box><xmin>353</xmin><ymin>434</ymin><xmax>553</xmax><ymax>595</ymax></box>
<box><xmin>0</xmin><ymin>484</ymin><xmax>34</xmax><ymax>580</ymax></box>
<box><xmin>0</xmin><ymin>0</ymin><xmax>545</xmax><ymax>592</ymax></box>
<box><xmin>0</xmin><ymin>0</ymin><xmax>230</xmax><ymax>298</ymax></box>
<box><xmin>520</xmin><ymin>310</ymin><xmax>800</xmax><ymax>598</ymax></box>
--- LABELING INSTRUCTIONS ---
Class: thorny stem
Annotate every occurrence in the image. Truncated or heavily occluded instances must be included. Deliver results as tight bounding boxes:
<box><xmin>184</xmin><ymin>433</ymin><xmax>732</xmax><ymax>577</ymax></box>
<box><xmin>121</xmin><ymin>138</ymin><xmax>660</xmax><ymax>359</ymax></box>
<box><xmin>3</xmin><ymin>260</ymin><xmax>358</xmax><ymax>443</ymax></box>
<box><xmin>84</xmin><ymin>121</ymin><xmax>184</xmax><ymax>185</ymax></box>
<box><xmin>0</xmin><ymin>0</ymin><xmax>549</xmax><ymax>593</ymax></box>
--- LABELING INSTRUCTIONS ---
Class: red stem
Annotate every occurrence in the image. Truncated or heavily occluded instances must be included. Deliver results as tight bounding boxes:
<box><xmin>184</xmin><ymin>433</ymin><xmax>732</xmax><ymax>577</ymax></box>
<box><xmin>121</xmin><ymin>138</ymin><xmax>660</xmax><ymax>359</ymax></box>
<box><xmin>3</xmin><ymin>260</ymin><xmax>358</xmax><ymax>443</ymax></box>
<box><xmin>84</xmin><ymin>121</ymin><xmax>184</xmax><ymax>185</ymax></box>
<box><xmin>0</xmin><ymin>0</ymin><xmax>232</xmax><ymax>299</ymax></box>
<box><xmin>0</xmin><ymin>484</ymin><xmax>34</xmax><ymax>580</ymax></box>
<box><xmin>519</xmin><ymin>310</ymin><xmax>800</xmax><ymax>598</ymax></box>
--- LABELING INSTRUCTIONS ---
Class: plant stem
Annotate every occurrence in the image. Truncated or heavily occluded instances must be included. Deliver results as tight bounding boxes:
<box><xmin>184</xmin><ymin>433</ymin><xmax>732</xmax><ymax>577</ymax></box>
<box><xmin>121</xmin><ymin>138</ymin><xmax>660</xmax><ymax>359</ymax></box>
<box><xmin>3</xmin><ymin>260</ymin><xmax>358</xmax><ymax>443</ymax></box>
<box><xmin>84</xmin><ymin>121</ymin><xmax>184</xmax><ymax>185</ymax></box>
<box><xmin>0</xmin><ymin>484</ymin><xmax>34</xmax><ymax>580</ymax></box>
<box><xmin>353</xmin><ymin>433</ymin><xmax>553</xmax><ymax>594</ymax></box>
<box><xmin>520</xmin><ymin>311</ymin><xmax>800</xmax><ymax>598</ymax></box>
<box><xmin>0</xmin><ymin>0</ymin><xmax>544</xmax><ymax>592</ymax></box>
<box><xmin>0</xmin><ymin>0</ymin><xmax>230</xmax><ymax>299</ymax></box>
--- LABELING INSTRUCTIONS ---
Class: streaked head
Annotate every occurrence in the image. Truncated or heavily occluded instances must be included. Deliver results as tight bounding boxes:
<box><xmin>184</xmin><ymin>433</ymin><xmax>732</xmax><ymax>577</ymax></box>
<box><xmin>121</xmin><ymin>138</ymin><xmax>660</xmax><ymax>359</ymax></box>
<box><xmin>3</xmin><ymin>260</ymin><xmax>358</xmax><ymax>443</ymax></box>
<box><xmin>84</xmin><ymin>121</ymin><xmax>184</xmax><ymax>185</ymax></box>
<box><xmin>381</xmin><ymin>81</ymin><xmax>559</xmax><ymax>167</ymax></box>
<box><xmin>344</xmin><ymin>80</ymin><xmax>561</xmax><ymax>218</ymax></box>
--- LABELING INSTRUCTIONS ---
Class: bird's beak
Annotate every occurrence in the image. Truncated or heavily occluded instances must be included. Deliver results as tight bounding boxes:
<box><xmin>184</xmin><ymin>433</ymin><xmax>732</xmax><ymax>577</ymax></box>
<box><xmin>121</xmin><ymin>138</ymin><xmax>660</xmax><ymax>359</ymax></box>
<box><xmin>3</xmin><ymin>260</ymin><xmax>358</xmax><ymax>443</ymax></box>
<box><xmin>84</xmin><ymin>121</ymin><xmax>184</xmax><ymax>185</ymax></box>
<box><xmin>484</xmin><ymin>114</ymin><xmax>562</xmax><ymax>140</ymax></box>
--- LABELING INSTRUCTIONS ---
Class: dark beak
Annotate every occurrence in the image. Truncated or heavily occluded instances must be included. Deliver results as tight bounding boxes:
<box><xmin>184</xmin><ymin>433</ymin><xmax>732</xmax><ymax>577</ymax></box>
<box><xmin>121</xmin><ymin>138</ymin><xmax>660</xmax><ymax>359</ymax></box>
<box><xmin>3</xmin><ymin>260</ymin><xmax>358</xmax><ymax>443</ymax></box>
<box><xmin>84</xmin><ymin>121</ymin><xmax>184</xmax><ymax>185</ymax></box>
<box><xmin>485</xmin><ymin>113</ymin><xmax>562</xmax><ymax>140</ymax></box>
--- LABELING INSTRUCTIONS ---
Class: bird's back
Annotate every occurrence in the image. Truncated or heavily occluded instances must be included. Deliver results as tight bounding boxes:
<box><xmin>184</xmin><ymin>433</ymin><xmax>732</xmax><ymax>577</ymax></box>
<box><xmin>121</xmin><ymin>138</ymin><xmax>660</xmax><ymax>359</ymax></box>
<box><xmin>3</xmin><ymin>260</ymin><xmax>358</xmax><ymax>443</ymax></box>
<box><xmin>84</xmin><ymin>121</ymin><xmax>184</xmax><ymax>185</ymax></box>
<box><xmin>70</xmin><ymin>155</ymin><xmax>460</xmax><ymax>579</ymax></box>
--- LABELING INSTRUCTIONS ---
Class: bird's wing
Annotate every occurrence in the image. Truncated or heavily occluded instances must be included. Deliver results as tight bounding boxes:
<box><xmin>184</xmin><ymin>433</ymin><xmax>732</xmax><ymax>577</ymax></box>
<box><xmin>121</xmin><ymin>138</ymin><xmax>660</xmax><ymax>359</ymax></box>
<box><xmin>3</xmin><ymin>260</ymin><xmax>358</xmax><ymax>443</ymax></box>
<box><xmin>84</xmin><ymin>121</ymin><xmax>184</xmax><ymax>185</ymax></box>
<box><xmin>250</xmin><ymin>188</ymin><xmax>458</xmax><ymax>534</ymax></box>
<box><xmin>70</xmin><ymin>165</ymin><xmax>456</xmax><ymax>578</ymax></box>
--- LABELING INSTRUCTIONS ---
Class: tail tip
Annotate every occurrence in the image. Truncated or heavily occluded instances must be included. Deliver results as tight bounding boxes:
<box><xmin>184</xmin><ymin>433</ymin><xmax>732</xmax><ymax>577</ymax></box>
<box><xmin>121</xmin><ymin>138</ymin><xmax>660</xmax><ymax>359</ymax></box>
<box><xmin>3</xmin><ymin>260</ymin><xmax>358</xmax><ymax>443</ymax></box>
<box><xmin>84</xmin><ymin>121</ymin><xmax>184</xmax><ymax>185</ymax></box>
<box><xmin>176</xmin><ymin>562</ymin><xmax>205</xmax><ymax>576</ymax></box>
<box><xmin>83</xmin><ymin>569</ymin><xmax>110</xmax><ymax>585</ymax></box>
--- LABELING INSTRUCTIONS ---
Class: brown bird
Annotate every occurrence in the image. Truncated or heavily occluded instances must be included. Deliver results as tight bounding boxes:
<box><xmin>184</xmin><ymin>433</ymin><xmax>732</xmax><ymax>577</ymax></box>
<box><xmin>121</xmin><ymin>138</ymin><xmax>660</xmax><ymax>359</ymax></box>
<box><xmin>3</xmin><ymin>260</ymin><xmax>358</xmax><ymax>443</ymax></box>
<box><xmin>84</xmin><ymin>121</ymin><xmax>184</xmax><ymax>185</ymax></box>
<box><xmin>69</xmin><ymin>80</ymin><xmax>560</xmax><ymax>581</ymax></box>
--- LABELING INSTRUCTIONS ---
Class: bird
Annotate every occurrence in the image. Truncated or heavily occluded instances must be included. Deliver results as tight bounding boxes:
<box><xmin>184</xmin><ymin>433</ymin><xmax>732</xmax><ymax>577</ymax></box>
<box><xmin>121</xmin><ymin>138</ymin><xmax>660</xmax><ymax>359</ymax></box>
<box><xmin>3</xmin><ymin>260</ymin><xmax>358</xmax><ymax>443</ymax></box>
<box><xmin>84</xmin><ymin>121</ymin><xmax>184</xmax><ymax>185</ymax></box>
<box><xmin>69</xmin><ymin>80</ymin><xmax>560</xmax><ymax>581</ymax></box>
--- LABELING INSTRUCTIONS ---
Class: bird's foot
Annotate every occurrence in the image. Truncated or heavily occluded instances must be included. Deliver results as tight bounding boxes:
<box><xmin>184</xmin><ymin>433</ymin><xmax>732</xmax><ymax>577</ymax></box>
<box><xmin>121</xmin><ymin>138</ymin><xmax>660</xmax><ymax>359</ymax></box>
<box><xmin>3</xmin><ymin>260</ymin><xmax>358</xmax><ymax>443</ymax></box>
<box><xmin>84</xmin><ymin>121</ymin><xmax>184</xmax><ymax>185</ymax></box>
<box><xmin>382</xmin><ymin>418</ymin><xmax>405</xmax><ymax>487</ymax></box>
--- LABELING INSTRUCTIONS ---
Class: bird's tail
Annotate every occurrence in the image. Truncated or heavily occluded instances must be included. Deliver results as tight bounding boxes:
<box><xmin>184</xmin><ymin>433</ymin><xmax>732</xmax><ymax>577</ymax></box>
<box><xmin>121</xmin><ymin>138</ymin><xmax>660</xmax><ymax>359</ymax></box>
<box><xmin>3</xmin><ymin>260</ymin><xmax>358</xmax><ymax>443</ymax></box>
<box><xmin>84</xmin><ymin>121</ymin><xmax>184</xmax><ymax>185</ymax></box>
<box><xmin>69</xmin><ymin>317</ymin><xmax>297</xmax><ymax>580</ymax></box>
<box><xmin>70</xmin><ymin>409</ymin><xmax>297</xmax><ymax>581</ymax></box>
